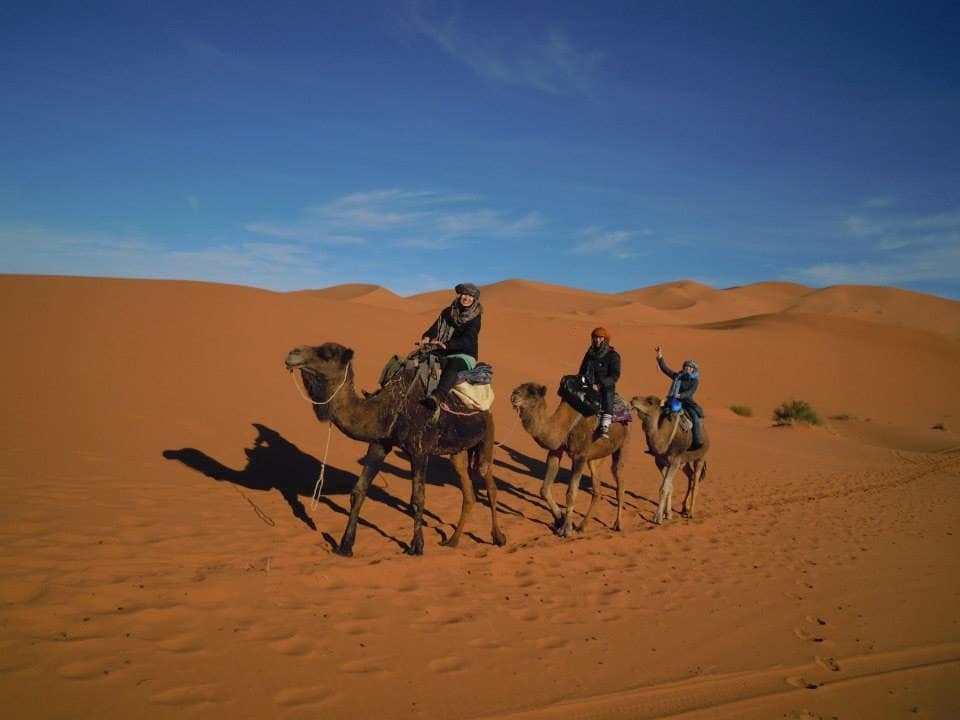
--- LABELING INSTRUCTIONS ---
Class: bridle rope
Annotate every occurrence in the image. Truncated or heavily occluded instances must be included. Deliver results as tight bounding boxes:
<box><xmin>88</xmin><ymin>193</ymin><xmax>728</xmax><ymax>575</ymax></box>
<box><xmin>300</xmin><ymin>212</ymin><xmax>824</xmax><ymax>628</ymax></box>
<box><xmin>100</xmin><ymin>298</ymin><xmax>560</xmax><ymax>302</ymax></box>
<box><xmin>289</xmin><ymin>361</ymin><xmax>351</xmax><ymax>405</ymax></box>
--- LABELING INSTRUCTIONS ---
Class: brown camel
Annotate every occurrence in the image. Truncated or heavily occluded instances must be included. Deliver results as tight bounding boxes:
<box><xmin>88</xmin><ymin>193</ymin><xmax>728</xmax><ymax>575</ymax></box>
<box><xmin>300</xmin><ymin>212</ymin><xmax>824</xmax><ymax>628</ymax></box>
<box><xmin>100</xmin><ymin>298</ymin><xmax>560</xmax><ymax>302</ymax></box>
<box><xmin>629</xmin><ymin>395</ymin><xmax>709</xmax><ymax>524</ymax></box>
<box><xmin>284</xmin><ymin>343</ymin><xmax>506</xmax><ymax>556</ymax></box>
<box><xmin>509</xmin><ymin>382</ymin><xmax>630</xmax><ymax>537</ymax></box>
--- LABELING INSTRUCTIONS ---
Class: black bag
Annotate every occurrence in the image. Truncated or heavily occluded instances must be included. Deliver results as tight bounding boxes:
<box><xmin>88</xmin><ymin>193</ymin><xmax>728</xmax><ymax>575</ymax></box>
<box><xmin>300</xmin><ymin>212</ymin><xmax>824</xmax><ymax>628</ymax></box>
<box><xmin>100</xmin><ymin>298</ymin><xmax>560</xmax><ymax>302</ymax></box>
<box><xmin>558</xmin><ymin>374</ymin><xmax>601</xmax><ymax>417</ymax></box>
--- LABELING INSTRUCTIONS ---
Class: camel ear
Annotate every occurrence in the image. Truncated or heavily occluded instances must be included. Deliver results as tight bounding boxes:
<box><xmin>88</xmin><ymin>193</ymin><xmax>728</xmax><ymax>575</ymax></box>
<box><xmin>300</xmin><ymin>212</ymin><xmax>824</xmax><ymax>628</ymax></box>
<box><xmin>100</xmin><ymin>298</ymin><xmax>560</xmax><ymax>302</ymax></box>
<box><xmin>343</xmin><ymin>348</ymin><xmax>354</xmax><ymax>364</ymax></box>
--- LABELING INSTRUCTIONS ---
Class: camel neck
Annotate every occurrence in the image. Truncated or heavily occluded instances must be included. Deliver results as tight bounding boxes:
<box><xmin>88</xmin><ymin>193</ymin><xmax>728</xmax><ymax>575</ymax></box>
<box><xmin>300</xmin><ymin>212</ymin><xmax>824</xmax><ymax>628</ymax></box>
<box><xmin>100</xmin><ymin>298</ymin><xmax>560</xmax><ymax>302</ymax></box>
<box><xmin>643</xmin><ymin>410</ymin><xmax>672</xmax><ymax>456</ymax></box>
<box><xmin>327</xmin><ymin>372</ymin><xmax>398</xmax><ymax>442</ymax></box>
<box><xmin>520</xmin><ymin>400</ymin><xmax>581</xmax><ymax>451</ymax></box>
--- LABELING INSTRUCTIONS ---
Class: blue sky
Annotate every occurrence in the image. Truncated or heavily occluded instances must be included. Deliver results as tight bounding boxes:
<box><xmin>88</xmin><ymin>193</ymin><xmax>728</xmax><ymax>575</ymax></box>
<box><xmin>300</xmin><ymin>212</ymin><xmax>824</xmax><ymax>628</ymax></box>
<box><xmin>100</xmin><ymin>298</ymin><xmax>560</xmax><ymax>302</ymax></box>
<box><xmin>2</xmin><ymin>1</ymin><xmax>959</xmax><ymax>298</ymax></box>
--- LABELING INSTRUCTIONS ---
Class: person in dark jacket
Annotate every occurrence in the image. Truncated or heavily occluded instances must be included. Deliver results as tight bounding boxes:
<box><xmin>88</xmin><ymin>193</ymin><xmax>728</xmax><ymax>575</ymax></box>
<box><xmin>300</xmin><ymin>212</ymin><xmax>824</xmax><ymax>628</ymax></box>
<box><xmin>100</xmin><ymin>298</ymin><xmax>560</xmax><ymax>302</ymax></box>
<box><xmin>578</xmin><ymin>327</ymin><xmax>621</xmax><ymax>438</ymax></box>
<box><xmin>655</xmin><ymin>345</ymin><xmax>704</xmax><ymax>449</ymax></box>
<box><xmin>419</xmin><ymin>282</ymin><xmax>483</xmax><ymax>411</ymax></box>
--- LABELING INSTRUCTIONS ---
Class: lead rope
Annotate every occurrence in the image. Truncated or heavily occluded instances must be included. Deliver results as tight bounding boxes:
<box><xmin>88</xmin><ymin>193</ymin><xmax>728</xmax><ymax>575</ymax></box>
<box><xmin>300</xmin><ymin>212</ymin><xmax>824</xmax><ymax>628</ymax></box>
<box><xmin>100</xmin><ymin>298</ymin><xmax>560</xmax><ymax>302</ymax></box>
<box><xmin>289</xmin><ymin>362</ymin><xmax>351</xmax><ymax>507</ymax></box>
<box><xmin>310</xmin><ymin>421</ymin><xmax>334</xmax><ymax>511</ymax></box>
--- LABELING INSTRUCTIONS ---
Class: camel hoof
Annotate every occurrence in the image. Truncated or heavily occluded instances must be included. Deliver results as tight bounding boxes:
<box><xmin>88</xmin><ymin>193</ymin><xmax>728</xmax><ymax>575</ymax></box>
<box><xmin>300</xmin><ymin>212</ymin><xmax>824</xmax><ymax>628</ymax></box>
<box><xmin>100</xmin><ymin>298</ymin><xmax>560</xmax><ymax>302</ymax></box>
<box><xmin>334</xmin><ymin>546</ymin><xmax>354</xmax><ymax>558</ymax></box>
<box><xmin>492</xmin><ymin>531</ymin><xmax>507</xmax><ymax>547</ymax></box>
<box><xmin>440</xmin><ymin>537</ymin><xmax>460</xmax><ymax>548</ymax></box>
<box><xmin>612</xmin><ymin>521</ymin><xmax>622</xmax><ymax>532</ymax></box>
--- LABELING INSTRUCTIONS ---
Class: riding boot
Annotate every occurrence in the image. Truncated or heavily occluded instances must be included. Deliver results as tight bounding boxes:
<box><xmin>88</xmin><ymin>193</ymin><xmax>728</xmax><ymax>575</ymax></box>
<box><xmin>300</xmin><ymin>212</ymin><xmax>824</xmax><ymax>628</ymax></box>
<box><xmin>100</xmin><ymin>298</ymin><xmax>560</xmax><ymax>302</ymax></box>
<box><xmin>690</xmin><ymin>414</ymin><xmax>704</xmax><ymax>450</ymax></box>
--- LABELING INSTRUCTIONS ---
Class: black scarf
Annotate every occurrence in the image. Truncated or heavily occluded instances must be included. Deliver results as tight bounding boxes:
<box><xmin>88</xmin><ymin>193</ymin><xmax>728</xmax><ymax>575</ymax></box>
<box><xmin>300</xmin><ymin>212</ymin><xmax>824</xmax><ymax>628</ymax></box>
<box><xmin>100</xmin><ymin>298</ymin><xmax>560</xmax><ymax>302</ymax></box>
<box><xmin>585</xmin><ymin>339</ymin><xmax>610</xmax><ymax>361</ymax></box>
<box><xmin>435</xmin><ymin>299</ymin><xmax>483</xmax><ymax>344</ymax></box>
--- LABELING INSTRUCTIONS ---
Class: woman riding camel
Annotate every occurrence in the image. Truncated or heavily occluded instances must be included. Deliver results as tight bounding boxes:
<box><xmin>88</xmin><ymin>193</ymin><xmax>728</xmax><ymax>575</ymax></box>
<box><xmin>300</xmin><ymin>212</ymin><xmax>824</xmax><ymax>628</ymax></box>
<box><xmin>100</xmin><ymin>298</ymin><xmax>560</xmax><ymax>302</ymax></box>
<box><xmin>655</xmin><ymin>345</ymin><xmax>704</xmax><ymax>450</ymax></box>
<box><xmin>578</xmin><ymin>327</ymin><xmax>621</xmax><ymax>438</ymax></box>
<box><xmin>419</xmin><ymin>283</ymin><xmax>483</xmax><ymax>412</ymax></box>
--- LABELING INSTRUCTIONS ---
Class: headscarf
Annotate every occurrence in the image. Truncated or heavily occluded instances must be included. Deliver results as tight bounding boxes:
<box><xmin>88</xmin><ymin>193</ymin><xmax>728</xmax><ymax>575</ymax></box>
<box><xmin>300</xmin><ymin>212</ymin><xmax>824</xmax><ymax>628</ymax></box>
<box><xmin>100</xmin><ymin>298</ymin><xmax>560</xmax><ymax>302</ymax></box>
<box><xmin>435</xmin><ymin>288</ymin><xmax>482</xmax><ymax>343</ymax></box>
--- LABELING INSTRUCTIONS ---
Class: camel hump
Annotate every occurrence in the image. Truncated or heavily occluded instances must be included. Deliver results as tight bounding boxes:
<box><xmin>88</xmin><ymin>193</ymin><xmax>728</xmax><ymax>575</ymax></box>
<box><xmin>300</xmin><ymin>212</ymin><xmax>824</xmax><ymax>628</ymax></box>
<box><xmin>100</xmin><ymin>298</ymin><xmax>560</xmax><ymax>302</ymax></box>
<box><xmin>378</xmin><ymin>354</ymin><xmax>406</xmax><ymax>387</ymax></box>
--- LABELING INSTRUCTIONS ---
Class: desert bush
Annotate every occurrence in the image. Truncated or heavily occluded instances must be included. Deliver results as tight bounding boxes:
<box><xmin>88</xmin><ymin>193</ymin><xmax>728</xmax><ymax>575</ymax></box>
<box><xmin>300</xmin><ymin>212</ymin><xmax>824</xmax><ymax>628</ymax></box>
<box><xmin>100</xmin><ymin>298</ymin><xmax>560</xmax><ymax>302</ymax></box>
<box><xmin>828</xmin><ymin>413</ymin><xmax>853</xmax><ymax>421</ymax></box>
<box><xmin>932</xmin><ymin>423</ymin><xmax>947</xmax><ymax>431</ymax></box>
<box><xmin>729</xmin><ymin>404</ymin><xmax>752</xmax><ymax>417</ymax></box>
<box><xmin>773</xmin><ymin>400</ymin><xmax>822</xmax><ymax>426</ymax></box>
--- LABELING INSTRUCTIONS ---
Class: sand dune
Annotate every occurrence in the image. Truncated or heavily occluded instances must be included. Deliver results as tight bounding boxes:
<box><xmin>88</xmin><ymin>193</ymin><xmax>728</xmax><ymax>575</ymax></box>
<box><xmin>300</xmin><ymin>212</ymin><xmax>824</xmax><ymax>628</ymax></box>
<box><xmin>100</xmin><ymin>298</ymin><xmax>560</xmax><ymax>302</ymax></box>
<box><xmin>1</xmin><ymin>273</ymin><xmax>958</xmax><ymax>719</ymax></box>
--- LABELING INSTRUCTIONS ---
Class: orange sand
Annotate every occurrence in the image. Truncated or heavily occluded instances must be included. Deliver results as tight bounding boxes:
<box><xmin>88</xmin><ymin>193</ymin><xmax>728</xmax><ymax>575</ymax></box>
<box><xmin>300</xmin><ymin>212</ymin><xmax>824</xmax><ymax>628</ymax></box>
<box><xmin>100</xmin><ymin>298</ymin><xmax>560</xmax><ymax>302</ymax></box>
<box><xmin>1</xmin><ymin>274</ymin><xmax>958</xmax><ymax>719</ymax></box>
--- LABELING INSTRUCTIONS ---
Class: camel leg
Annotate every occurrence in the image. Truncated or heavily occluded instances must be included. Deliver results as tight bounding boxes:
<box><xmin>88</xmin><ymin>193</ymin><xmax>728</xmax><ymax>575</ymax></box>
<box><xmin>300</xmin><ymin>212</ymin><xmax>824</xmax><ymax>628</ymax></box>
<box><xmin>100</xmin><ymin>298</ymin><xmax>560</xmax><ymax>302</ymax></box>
<box><xmin>680</xmin><ymin>463</ymin><xmax>694</xmax><ymax>517</ymax></box>
<box><xmin>686</xmin><ymin>459</ymin><xmax>706</xmax><ymax>518</ymax></box>
<box><xmin>575</xmin><ymin>459</ymin><xmax>603</xmax><ymax>533</ymax></box>
<box><xmin>476</xmin><ymin>444</ymin><xmax>506</xmax><ymax>547</ymax></box>
<box><xmin>442</xmin><ymin>451</ymin><xmax>475</xmax><ymax>549</ymax></box>
<box><xmin>539</xmin><ymin>449</ymin><xmax>564</xmax><ymax>527</ymax></box>
<box><xmin>559</xmin><ymin>458</ymin><xmax>586</xmax><ymax>537</ymax></box>
<box><xmin>611</xmin><ymin>448</ymin><xmax>624</xmax><ymax>532</ymax></box>
<box><xmin>655</xmin><ymin>457</ymin><xmax>682</xmax><ymax>525</ymax></box>
<box><xmin>406</xmin><ymin>455</ymin><xmax>428</xmax><ymax>556</ymax></box>
<box><xmin>336</xmin><ymin>441</ymin><xmax>388</xmax><ymax>557</ymax></box>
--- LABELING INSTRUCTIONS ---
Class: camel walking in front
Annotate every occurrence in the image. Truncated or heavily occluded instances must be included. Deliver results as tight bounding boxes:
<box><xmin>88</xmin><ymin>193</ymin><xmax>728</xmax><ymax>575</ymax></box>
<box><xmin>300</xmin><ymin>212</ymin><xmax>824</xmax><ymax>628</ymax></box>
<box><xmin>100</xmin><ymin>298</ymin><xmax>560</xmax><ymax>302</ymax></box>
<box><xmin>629</xmin><ymin>395</ymin><xmax>709</xmax><ymax>524</ymax></box>
<box><xmin>510</xmin><ymin>382</ymin><xmax>630</xmax><ymax>537</ymax></box>
<box><xmin>285</xmin><ymin>343</ymin><xmax>505</xmax><ymax>556</ymax></box>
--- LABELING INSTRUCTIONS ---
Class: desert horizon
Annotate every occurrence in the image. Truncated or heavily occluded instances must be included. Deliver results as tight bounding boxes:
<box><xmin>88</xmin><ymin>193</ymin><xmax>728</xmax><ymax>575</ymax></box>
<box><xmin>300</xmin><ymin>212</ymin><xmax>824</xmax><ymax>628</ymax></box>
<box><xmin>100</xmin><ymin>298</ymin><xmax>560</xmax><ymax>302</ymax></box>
<box><xmin>1</xmin><ymin>272</ymin><xmax>958</xmax><ymax>718</ymax></box>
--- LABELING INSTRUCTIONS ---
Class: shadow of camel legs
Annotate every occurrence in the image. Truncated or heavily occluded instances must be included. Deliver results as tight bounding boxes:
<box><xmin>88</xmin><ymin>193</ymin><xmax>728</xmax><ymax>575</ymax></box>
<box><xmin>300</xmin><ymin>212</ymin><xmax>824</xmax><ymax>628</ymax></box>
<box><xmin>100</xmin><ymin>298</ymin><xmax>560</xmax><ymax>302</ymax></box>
<box><xmin>163</xmin><ymin>423</ymin><xmax>370</xmax><ymax>532</ymax></box>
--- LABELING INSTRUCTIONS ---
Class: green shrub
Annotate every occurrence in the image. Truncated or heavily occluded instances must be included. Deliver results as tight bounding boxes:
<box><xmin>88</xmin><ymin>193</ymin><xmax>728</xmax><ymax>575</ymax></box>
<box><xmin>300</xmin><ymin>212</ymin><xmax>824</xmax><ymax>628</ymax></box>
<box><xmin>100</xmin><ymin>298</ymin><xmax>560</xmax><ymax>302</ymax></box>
<box><xmin>773</xmin><ymin>400</ymin><xmax>822</xmax><ymax>426</ymax></box>
<box><xmin>729</xmin><ymin>404</ymin><xmax>752</xmax><ymax>417</ymax></box>
<box><xmin>828</xmin><ymin>413</ymin><xmax>853</xmax><ymax>421</ymax></box>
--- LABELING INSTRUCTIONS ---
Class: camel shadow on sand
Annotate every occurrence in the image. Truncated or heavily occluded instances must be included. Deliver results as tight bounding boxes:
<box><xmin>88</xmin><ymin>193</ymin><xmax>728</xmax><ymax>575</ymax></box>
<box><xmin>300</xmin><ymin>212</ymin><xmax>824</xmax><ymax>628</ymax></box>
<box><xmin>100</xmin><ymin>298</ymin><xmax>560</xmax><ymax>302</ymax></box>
<box><xmin>162</xmin><ymin>423</ymin><xmax>512</xmax><ymax>552</ymax></box>
<box><xmin>494</xmin><ymin>443</ymin><xmax>659</xmax><ymax>527</ymax></box>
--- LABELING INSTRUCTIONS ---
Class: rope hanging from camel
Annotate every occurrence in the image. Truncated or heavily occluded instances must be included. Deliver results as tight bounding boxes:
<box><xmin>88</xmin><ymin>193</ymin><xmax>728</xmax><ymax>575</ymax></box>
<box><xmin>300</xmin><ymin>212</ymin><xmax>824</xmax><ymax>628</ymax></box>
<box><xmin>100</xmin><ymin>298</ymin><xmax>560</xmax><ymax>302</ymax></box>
<box><xmin>310</xmin><ymin>420</ymin><xmax>334</xmax><ymax>511</ymax></box>
<box><xmin>288</xmin><ymin>361</ymin><xmax>350</xmax><ymax>507</ymax></box>
<box><xmin>290</xmin><ymin>361</ymin><xmax>352</xmax><ymax>405</ymax></box>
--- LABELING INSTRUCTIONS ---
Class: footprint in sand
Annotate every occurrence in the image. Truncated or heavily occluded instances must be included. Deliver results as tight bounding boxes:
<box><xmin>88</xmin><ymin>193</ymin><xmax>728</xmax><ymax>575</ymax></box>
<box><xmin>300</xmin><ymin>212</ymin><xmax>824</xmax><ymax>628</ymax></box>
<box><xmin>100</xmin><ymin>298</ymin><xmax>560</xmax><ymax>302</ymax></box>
<box><xmin>794</xmin><ymin>627</ymin><xmax>825</xmax><ymax>643</ymax></box>
<box><xmin>509</xmin><ymin>608</ymin><xmax>538</xmax><ymax>622</ymax></box>
<box><xmin>338</xmin><ymin>657</ymin><xmax>388</xmax><ymax>674</ymax></box>
<box><xmin>334</xmin><ymin>619</ymin><xmax>374</xmax><ymax>636</ymax></box>
<box><xmin>534</xmin><ymin>637</ymin><xmax>567</xmax><ymax>650</ymax></box>
<box><xmin>58</xmin><ymin>657</ymin><xmax>121</xmax><ymax>680</ymax></box>
<box><xmin>157</xmin><ymin>634</ymin><xmax>204</xmax><ymax>654</ymax></box>
<box><xmin>428</xmin><ymin>656</ymin><xmax>464</xmax><ymax>673</ymax></box>
<box><xmin>786</xmin><ymin>675</ymin><xmax>822</xmax><ymax>690</ymax></box>
<box><xmin>273</xmin><ymin>686</ymin><xmax>334</xmax><ymax>708</ymax></box>
<box><xmin>466</xmin><ymin>638</ymin><xmax>501</xmax><ymax>649</ymax></box>
<box><xmin>815</xmin><ymin>655</ymin><xmax>841</xmax><ymax>672</ymax></box>
<box><xmin>149</xmin><ymin>684</ymin><xmax>221</xmax><ymax>706</ymax></box>
<box><xmin>270</xmin><ymin>635</ymin><xmax>314</xmax><ymax>657</ymax></box>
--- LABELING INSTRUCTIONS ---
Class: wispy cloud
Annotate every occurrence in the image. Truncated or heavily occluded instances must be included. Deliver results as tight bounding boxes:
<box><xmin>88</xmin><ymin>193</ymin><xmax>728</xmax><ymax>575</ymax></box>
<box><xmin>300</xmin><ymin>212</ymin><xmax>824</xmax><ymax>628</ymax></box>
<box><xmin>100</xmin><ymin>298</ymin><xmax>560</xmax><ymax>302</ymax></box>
<box><xmin>862</xmin><ymin>196</ymin><xmax>893</xmax><ymax>208</ymax></box>
<box><xmin>788</xmin><ymin>244</ymin><xmax>960</xmax><ymax>285</ymax></box>
<box><xmin>569</xmin><ymin>226</ymin><xmax>638</xmax><ymax>258</ymax></box>
<box><xmin>790</xmin><ymin>206</ymin><xmax>960</xmax><ymax>286</ymax></box>
<box><xmin>407</xmin><ymin>3</ymin><xmax>603</xmax><ymax>95</ymax></box>
<box><xmin>0</xmin><ymin>225</ymin><xmax>331</xmax><ymax>291</ymax></box>
<box><xmin>247</xmin><ymin>189</ymin><xmax>541</xmax><ymax>247</ymax></box>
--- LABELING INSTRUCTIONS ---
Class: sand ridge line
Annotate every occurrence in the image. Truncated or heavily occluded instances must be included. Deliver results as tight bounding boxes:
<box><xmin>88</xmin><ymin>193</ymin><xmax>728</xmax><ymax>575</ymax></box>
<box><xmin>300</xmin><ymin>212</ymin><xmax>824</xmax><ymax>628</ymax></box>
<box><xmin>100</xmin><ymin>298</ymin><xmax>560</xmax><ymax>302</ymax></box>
<box><xmin>472</xmin><ymin>641</ymin><xmax>960</xmax><ymax>720</ymax></box>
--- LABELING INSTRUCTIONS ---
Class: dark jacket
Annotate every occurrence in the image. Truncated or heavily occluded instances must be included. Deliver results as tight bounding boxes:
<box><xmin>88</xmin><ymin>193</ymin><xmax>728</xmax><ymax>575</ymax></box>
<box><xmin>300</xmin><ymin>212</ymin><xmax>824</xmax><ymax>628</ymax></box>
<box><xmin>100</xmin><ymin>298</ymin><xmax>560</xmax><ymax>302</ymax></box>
<box><xmin>423</xmin><ymin>309</ymin><xmax>481</xmax><ymax>360</ymax></box>
<box><xmin>657</xmin><ymin>356</ymin><xmax>702</xmax><ymax>416</ymax></box>
<box><xmin>579</xmin><ymin>345</ymin><xmax>621</xmax><ymax>390</ymax></box>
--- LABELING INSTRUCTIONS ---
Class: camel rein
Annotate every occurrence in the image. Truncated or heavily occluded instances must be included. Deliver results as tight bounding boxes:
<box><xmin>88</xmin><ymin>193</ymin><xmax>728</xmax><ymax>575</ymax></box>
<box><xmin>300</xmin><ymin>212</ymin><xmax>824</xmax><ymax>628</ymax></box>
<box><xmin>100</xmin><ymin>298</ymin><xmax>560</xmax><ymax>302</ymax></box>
<box><xmin>288</xmin><ymin>362</ymin><xmax>351</xmax><ymax>509</ymax></box>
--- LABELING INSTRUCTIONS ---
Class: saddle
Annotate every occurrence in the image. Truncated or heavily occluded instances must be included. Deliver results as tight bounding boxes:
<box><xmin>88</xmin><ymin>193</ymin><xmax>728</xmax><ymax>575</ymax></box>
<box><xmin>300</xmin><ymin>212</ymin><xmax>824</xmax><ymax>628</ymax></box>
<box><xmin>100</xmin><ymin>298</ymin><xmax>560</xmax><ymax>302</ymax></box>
<box><xmin>558</xmin><ymin>375</ymin><xmax>630</xmax><ymax>423</ymax></box>
<box><xmin>660</xmin><ymin>399</ymin><xmax>695</xmax><ymax>433</ymax></box>
<box><xmin>378</xmin><ymin>351</ymin><xmax>495</xmax><ymax>411</ymax></box>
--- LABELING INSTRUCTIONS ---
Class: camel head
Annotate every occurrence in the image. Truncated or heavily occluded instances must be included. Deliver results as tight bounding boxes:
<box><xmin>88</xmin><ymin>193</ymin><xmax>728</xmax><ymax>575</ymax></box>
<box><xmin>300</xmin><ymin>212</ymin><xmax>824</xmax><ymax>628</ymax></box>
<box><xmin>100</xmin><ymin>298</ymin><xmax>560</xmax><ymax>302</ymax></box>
<box><xmin>629</xmin><ymin>395</ymin><xmax>662</xmax><ymax>420</ymax></box>
<box><xmin>285</xmin><ymin>343</ymin><xmax>355</xmax><ymax>420</ymax></box>
<box><xmin>510</xmin><ymin>383</ymin><xmax>548</xmax><ymax>416</ymax></box>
